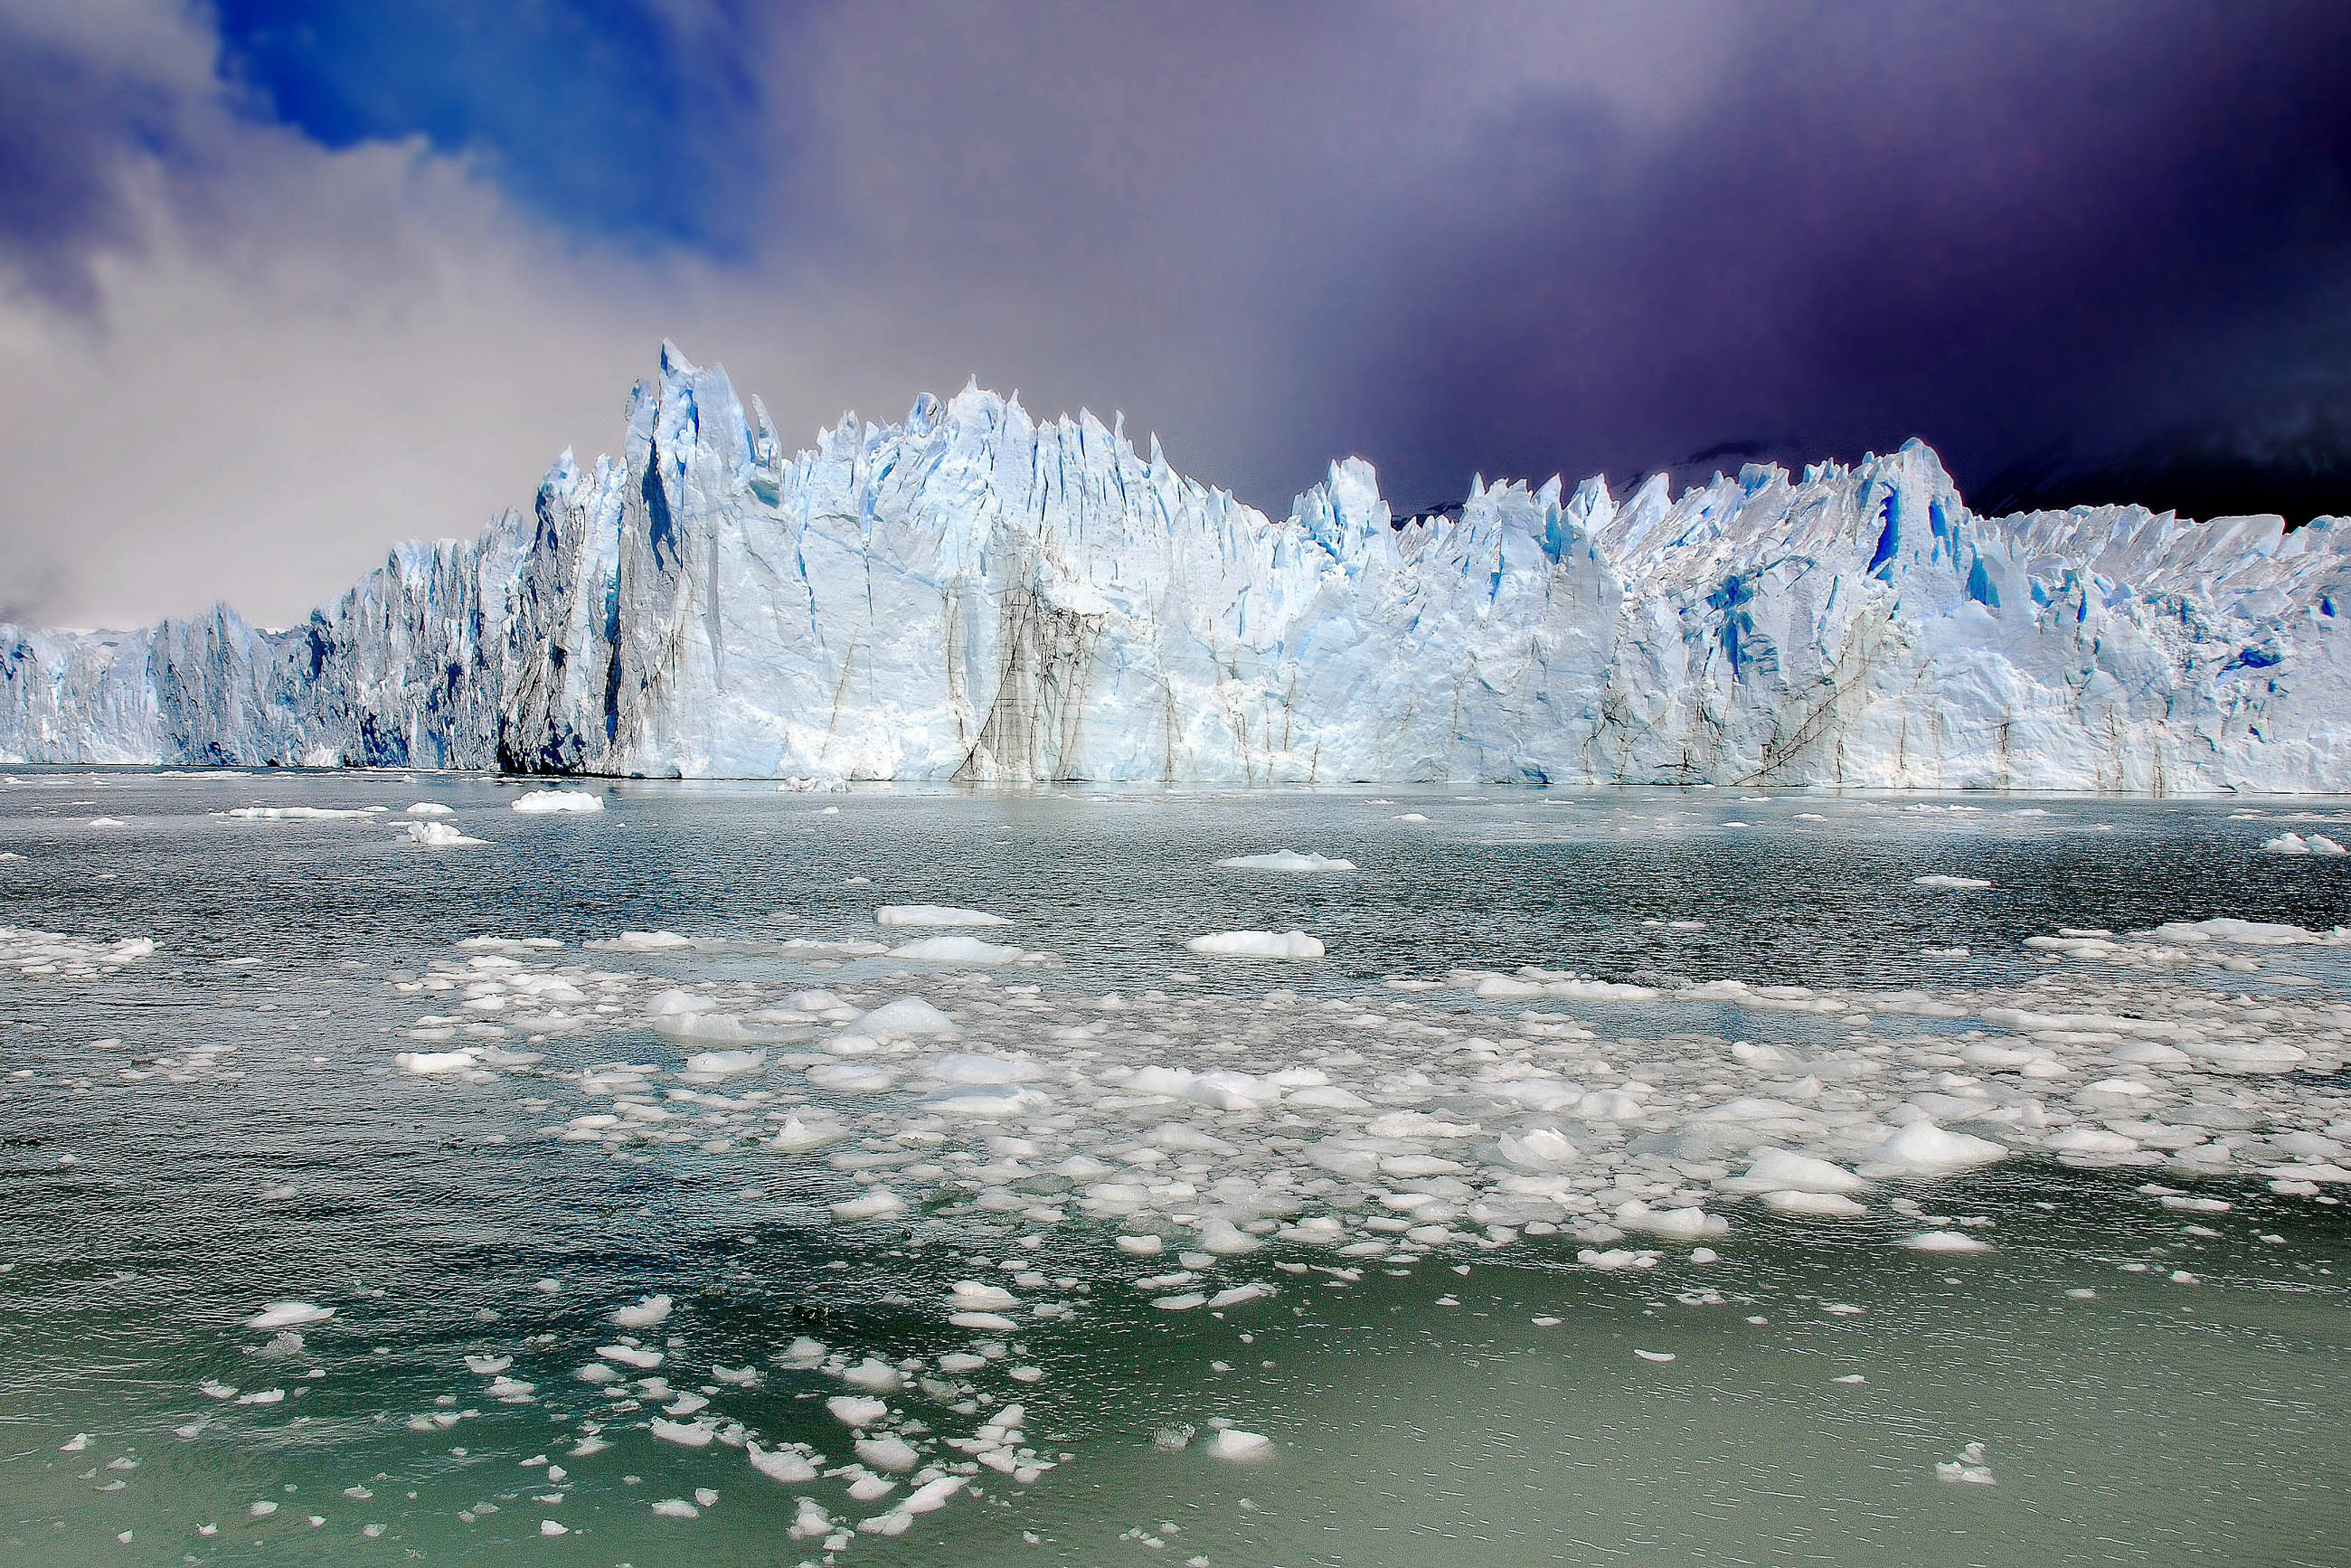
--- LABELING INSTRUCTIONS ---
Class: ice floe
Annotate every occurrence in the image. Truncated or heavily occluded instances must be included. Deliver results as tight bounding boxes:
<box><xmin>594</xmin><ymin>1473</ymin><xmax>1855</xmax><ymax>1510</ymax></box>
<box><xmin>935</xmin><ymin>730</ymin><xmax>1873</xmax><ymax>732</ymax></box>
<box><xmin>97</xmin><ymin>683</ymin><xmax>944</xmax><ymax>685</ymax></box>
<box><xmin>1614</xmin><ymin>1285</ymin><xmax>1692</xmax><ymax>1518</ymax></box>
<box><xmin>2263</xmin><ymin>832</ymin><xmax>2347</xmax><ymax>855</ymax></box>
<box><xmin>511</xmin><ymin>790</ymin><xmax>605</xmax><ymax>814</ymax></box>
<box><xmin>876</xmin><ymin>905</ymin><xmax>1012</xmax><ymax>927</ymax></box>
<box><xmin>400</xmin><ymin>819</ymin><xmax>485</xmax><ymax>845</ymax></box>
<box><xmin>1185</xmin><ymin>930</ymin><xmax>1325</xmax><ymax>959</ymax></box>
<box><xmin>1215</xmin><ymin>851</ymin><xmax>1356</xmax><ymax>871</ymax></box>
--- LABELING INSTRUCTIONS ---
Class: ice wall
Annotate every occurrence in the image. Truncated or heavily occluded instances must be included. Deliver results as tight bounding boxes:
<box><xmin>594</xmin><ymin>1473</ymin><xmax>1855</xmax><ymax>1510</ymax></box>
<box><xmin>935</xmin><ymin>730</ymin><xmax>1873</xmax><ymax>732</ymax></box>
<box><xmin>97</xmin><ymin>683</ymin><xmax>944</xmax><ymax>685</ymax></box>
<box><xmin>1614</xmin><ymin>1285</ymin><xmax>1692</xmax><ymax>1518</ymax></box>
<box><xmin>5</xmin><ymin>343</ymin><xmax>2347</xmax><ymax>789</ymax></box>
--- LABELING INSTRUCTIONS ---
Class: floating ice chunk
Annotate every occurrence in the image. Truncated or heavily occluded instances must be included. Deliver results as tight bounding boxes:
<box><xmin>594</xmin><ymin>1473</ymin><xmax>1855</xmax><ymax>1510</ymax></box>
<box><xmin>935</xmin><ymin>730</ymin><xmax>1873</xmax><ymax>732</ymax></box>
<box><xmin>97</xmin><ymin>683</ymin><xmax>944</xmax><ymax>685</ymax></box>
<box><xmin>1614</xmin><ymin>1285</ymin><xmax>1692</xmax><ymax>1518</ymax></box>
<box><xmin>901</xmin><ymin>1474</ymin><xmax>967</xmax><ymax>1515</ymax></box>
<box><xmin>875</xmin><ymin>905</ymin><xmax>1012</xmax><ymax>927</ymax></box>
<box><xmin>1468</xmin><ymin>971</ymin><xmax>1658</xmax><ymax>1002</ymax></box>
<box><xmin>858</xmin><ymin>998</ymin><xmax>961</xmax><ymax>1036</ymax></box>
<box><xmin>1196</xmin><ymin>1218</ymin><xmax>1263</xmax><ymax>1255</ymax></box>
<box><xmin>1865</xmin><ymin>1121</ymin><xmax>2008</xmax><ymax>1175</ymax></box>
<box><xmin>607</xmin><ymin>930</ymin><xmax>693</xmax><ymax>949</ymax></box>
<box><xmin>611</xmin><ymin>1294</ymin><xmax>673</xmax><ymax>1329</ymax></box>
<box><xmin>2142</xmin><ymin>917</ymin><xmax>2320</xmax><ymax>947</ymax></box>
<box><xmin>2262</xmin><ymin>832</ymin><xmax>2346</xmax><ymax>855</ymax></box>
<box><xmin>403</xmin><ymin>802</ymin><xmax>453</xmax><ymax>817</ymax></box>
<box><xmin>1727</xmin><ymin>1148</ymin><xmax>1866</xmax><ymax>1194</ymax></box>
<box><xmin>922</xmin><ymin>1083</ymin><xmax>1048</xmax><ymax>1119</ymax></box>
<box><xmin>856</xmin><ymin>1435</ymin><xmax>921</xmax><ymax>1472</ymax></box>
<box><xmin>924</xmin><ymin>1052</ymin><xmax>1043</xmax><ymax>1084</ymax></box>
<box><xmin>1633</xmin><ymin>1349</ymin><xmax>1676</xmax><ymax>1363</ymax></box>
<box><xmin>646</xmin><ymin>988</ymin><xmax>719</xmax><ymax>1017</ymax></box>
<box><xmin>827</xmin><ymin>1395</ymin><xmax>888</xmax><ymax>1427</ymax></box>
<box><xmin>950</xmin><ymin>1309</ymin><xmax>1020</xmax><ymax>1330</ymax></box>
<box><xmin>841</xmin><ymin>1359</ymin><xmax>903</xmax><ymax>1393</ymax></box>
<box><xmin>1935</xmin><ymin>1440</ymin><xmax>1996</xmax><ymax>1485</ymax></box>
<box><xmin>651</xmin><ymin>1418</ymin><xmax>715</xmax><ymax>1448</ymax></box>
<box><xmin>1617</xmin><ymin>1202</ymin><xmax>1727</xmax><ymax>1242</ymax></box>
<box><xmin>220</xmin><ymin>806</ymin><xmax>382</xmax><ymax>821</ymax></box>
<box><xmin>1497</xmin><ymin>1127</ymin><xmax>1581</xmax><ymax>1169</ymax></box>
<box><xmin>1117</xmin><ymin>1234</ymin><xmax>1165</xmax><ymax>1255</ymax></box>
<box><xmin>1367</xmin><ymin>1110</ymin><xmax>1481</xmax><ymax>1139</ymax></box>
<box><xmin>768</xmin><ymin>1114</ymin><xmax>848</xmax><ymax>1153</ymax></box>
<box><xmin>2047</xmin><ymin>1127</ymin><xmax>2142</xmax><ymax>1157</ymax></box>
<box><xmin>2259</xmin><ymin>1160</ymin><xmax>2351</xmax><ymax>1184</ymax></box>
<box><xmin>1393</xmin><ymin>813</ymin><xmax>1430</xmax><ymax>823</ymax></box>
<box><xmin>769</xmin><ymin>1115</ymin><xmax>848</xmax><ymax>1153</ymax></box>
<box><xmin>395</xmin><ymin>1048</ymin><xmax>479</xmax><ymax>1075</ymax></box>
<box><xmin>1471</xmin><ymin>976</ymin><xmax>1547</xmax><ymax>1000</ymax></box>
<box><xmin>1207</xmin><ymin>1428</ymin><xmax>1271</xmax><ymax>1460</ymax></box>
<box><xmin>1574</xmin><ymin>1090</ymin><xmax>1647</xmax><ymax>1120</ymax></box>
<box><xmin>1912</xmin><ymin>874</ymin><xmax>1992</xmax><ymax>890</ymax></box>
<box><xmin>1207</xmin><ymin>1282</ymin><xmax>1275</xmax><ymax>1308</ymax></box>
<box><xmin>1903</xmin><ymin>1230</ymin><xmax>1992</xmax><ymax>1253</ymax></box>
<box><xmin>682</xmin><ymin>1049</ymin><xmax>767</xmax><ymax>1079</ymax></box>
<box><xmin>1578</xmin><ymin>1248</ymin><xmax>1659</xmax><ymax>1270</ymax></box>
<box><xmin>1185</xmin><ymin>930</ymin><xmax>1325</xmax><ymax>959</ymax></box>
<box><xmin>246</xmin><ymin>1302</ymin><xmax>334</xmax><ymax>1330</ymax></box>
<box><xmin>399</xmin><ymin>819</ymin><xmax>485</xmax><ymax>845</ymax></box>
<box><xmin>747</xmin><ymin>1441</ymin><xmax>819</xmax><ymax>1484</ymax></box>
<box><xmin>1186</xmin><ymin>1070</ymin><xmax>1279</xmax><ymax>1110</ymax></box>
<box><xmin>888</xmin><ymin>936</ymin><xmax>1031</xmax><ymax>964</ymax></box>
<box><xmin>1215</xmin><ymin>851</ymin><xmax>1356</xmax><ymax>871</ymax></box>
<box><xmin>1288</xmin><ymin>1083</ymin><xmax>1372</xmax><ymax>1109</ymax></box>
<box><xmin>651</xmin><ymin>1497</ymin><xmax>701</xmax><ymax>1517</ymax></box>
<box><xmin>597</xmin><ymin>1345</ymin><xmax>663</xmax><ymax>1369</ymax></box>
<box><xmin>950</xmin><ymin>1280</ymin><xmax>1022</xmax><ymax>1311</ymax></box>
<box><xmin>512</xmin><ymin>790</ymin><xmax>604</xmax><ymax>815</ymax></box>
<box><xmin>807</xmin><ymin>1062</ymin><xmax>897</xmax><ymax>1092</ymax></box>
<box><xmin>1128</xmin><ymin>1065</ymin><xmax>1197</xmax><ymax>1098</ymax></box>
<box><xmin>831</xmin><ymin>1188</ymin><xmax>906</xmax><ymax>1222</ymax></box>
<box><xmin>1761</xmin><ymin>1190</ymin><xmax>1868</xmax><ymax>1218</ymax></box>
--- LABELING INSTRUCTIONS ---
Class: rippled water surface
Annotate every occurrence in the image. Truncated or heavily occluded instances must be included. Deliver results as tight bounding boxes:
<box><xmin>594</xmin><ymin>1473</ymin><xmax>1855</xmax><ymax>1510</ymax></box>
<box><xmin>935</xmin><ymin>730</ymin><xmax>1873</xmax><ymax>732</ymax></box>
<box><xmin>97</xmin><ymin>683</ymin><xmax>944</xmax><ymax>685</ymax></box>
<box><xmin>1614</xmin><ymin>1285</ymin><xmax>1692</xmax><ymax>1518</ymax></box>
<box><xmin>2</xmin><ymin>772</ymin><xmax>2346</xmax><ymax>1567</ymax></box>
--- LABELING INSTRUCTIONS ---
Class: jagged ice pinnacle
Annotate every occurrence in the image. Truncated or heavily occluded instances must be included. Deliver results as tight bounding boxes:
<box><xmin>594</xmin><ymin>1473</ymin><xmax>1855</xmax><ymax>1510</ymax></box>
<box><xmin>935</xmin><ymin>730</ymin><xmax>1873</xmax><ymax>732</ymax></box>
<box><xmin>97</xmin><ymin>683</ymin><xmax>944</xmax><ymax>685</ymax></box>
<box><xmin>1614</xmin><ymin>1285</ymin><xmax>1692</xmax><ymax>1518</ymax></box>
<box><xmin>4</xmin><ymin>343</ymin><xmax>2347</xmax><ymax>789</ymax></box>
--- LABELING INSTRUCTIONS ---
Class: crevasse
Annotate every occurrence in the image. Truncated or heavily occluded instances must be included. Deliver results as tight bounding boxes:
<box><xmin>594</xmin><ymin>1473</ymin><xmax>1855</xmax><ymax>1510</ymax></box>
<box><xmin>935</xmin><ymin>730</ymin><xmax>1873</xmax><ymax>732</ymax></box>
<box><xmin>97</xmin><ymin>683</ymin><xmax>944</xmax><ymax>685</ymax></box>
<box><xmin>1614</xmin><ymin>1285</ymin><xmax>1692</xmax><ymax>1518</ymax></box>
<box><xmin>4</xmin><ymin>343</ymin><xmax>2346</xmax><ymax>789</ymax></box>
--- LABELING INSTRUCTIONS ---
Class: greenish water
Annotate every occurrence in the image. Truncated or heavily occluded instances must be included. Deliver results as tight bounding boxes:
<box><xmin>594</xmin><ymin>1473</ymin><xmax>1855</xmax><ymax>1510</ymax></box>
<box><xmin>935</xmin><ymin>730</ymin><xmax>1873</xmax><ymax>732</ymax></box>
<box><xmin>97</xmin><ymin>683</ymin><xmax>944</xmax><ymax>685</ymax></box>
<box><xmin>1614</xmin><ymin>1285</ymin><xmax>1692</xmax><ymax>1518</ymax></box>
<box><xmin>1</xmin><ymin>772</ymin><xmax>2345</xmax><ymax>1565</ymax></box>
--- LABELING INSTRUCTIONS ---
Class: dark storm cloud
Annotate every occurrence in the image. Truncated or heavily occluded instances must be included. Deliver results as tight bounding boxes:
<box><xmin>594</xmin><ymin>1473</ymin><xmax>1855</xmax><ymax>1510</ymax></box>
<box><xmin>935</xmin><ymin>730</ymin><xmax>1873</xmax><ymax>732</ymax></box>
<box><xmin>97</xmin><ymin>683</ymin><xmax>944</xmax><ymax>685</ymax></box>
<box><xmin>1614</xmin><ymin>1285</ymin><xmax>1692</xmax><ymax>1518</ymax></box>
<box><xmin>0</xmin><ymin>13</ymin><xmax>170</xmax><ymax>311</ymax></box>
<box><xmin>5</xmin><ymin>1</ymin><xmax>2351</xmax><ymax>632</ymax></box>
<box><xmin>1307</xmin><ymin>1</ymin><xmax>2351</xmax><ymax>516</ymax></box>
<box><xmin>759</xmin><ymin>0</ymin><xmax>2351</xmax><ymax>520</ymax></box>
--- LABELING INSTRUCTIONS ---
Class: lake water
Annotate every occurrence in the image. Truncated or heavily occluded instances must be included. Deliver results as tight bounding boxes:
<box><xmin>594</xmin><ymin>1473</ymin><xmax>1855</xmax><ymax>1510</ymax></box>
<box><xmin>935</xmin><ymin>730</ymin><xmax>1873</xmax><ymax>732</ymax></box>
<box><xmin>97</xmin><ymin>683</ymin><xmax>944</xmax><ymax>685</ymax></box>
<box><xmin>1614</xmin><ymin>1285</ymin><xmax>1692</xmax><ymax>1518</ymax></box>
<box><xmin>1</xmin><ymin>771</ymin><xmax>2346</xmax><ymax>1566</ymax></box>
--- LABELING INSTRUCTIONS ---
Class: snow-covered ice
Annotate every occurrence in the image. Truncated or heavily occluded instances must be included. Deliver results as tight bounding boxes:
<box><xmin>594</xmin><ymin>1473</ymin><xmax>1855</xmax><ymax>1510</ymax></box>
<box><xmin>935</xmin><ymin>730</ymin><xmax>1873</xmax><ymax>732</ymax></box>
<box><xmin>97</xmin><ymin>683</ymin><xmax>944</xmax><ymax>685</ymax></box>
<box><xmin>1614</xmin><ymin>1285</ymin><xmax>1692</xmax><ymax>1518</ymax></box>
<box><xmin>8</xmin><ymin>343</ymin><xmax>2351</xmax><ymax>790</ymax></box>
<box><xmin>512</xmin><ymin>790</ymin><xmax>604</xmax><ymax>814</ymax></box>
<box><xmin>1185</xmin><ymin>930</ymin><xmax>1326</xmax><ymax>959</ymax></box>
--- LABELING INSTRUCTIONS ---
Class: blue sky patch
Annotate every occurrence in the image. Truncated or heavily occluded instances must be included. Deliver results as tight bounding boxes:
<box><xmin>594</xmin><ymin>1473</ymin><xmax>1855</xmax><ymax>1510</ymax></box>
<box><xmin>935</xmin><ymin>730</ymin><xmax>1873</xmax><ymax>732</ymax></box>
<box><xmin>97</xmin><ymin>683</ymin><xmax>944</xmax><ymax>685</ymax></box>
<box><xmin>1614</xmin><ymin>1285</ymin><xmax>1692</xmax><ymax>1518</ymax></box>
<box><xmin>212</xmin><ymin>0</ymin><xmax>763</xmax><ymax>253</ymax></box>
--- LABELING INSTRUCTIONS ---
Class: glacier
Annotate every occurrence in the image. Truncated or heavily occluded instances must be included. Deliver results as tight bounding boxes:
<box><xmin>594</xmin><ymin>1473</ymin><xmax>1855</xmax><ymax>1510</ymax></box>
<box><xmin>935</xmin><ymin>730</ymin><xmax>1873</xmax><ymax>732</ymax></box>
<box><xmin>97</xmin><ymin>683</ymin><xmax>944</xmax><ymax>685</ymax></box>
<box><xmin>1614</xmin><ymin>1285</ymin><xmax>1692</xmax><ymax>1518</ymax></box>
<box><xmin>4</xmin><ymin>342</ymin><xmax>2348</xmax><ymax>789</ymax></box>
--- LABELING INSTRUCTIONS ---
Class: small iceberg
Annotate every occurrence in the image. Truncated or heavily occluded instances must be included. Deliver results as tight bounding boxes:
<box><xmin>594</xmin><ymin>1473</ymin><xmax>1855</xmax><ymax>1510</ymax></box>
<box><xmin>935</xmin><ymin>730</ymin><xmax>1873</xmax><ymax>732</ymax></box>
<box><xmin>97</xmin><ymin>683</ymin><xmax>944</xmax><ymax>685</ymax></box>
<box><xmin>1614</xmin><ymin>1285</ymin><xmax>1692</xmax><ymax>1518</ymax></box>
<box><xmin>1215</xmin><ymin>851</ymin><xmax>1355</xmax><ymax>871</ymax></box>
<box><xmin>512</xmin><ymin>790</ymin><xmax>604</xmax><ymax>815</ymax></box>
<box><xmin>1185</xmin><ymin>930</ymin><xmax>1325</xmax><ymax>959</ymax></box>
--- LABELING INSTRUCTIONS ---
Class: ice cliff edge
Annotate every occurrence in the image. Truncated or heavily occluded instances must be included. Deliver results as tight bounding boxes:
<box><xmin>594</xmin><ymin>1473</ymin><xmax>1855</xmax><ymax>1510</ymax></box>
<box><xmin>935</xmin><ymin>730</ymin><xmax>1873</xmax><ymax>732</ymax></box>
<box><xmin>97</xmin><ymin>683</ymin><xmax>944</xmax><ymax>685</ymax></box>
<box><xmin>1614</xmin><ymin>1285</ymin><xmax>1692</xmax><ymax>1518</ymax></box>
<box><xmin>5</xmin><ymin>342</ymin><xmax>2347</xmax><ymax>789</ymax></box>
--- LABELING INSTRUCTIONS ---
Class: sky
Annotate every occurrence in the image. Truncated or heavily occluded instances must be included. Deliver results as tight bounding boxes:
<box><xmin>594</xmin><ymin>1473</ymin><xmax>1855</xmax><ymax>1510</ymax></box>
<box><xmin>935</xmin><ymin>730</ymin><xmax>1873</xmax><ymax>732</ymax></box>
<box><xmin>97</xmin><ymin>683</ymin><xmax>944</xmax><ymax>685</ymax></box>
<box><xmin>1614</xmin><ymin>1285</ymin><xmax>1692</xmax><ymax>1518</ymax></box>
<box><xmin>5</xmin><ymin>1</ymin><xmax>2351</xmax><ymax>628</ymax></box>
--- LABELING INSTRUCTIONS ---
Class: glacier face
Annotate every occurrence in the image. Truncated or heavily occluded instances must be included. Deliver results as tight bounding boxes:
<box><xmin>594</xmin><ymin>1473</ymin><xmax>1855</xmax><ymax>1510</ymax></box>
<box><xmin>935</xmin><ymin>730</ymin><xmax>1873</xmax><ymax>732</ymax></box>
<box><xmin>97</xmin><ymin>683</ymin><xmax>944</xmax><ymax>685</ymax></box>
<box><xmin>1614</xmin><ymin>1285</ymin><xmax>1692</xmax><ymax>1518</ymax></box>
<box><xmin>5</xmin><ymin>343</ymin><xmax>2349</xmax><ymax>789</ymax></box>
